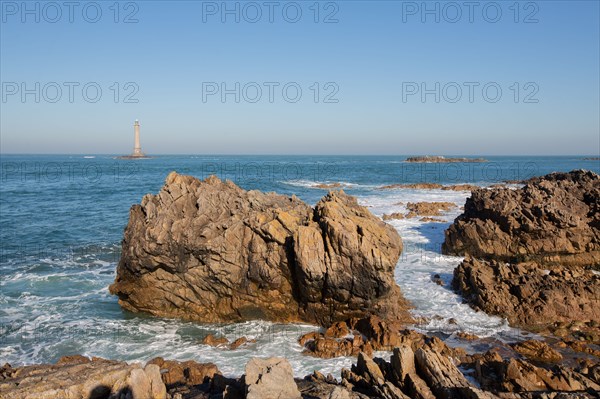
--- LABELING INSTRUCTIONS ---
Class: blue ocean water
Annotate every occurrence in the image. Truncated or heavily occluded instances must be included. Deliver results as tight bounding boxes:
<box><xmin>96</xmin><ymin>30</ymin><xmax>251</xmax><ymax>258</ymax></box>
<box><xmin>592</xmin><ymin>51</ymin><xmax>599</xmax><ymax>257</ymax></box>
<box><xmin>1</xmin><ymin>155</ymin><xmax>598</xmax><ymax>376</ymax></box>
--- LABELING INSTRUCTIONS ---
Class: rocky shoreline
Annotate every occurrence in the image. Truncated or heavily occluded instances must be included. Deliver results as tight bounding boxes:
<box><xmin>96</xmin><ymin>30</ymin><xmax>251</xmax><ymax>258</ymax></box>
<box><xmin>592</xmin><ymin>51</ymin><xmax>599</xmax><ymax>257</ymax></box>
<box><xmin>3</xmin><ymin>331</ymin><xmax>600</xmax><ymax>399</ymax></box>
<box><xmin>4</xmin><ymin>170</ymin><xmax>599</xmax><ymax>398</ymax></box>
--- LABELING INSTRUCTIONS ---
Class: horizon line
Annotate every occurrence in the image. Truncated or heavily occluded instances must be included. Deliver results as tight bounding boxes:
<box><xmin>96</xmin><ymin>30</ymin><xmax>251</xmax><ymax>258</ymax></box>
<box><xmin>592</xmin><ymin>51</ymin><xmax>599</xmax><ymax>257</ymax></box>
<box><xmin>0</xmin><ymin>153</ymin><xmax>599</xmax><ymax>157</ymax></box>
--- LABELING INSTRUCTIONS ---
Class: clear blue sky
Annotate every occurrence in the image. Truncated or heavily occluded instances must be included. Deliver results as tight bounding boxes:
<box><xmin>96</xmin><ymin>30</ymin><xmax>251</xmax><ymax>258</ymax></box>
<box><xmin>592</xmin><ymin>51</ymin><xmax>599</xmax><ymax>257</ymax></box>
<box><xmin>1</xmin><ymin>0</ymin><xmax>599</xmax><ymax>155</ymax></box>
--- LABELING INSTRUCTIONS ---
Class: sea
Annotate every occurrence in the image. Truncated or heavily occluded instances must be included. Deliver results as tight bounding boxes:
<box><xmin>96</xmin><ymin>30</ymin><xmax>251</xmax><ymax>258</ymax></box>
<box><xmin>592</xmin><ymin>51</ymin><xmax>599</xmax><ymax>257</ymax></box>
<box><xmin>1</xmin><ymin>155</ymin><xmax>599</xmax><ymax>377</ymax></box>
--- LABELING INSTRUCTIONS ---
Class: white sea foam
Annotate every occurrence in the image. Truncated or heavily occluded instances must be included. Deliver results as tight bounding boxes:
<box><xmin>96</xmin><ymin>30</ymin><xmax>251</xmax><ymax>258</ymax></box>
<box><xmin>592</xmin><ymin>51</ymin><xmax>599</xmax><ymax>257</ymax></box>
<box><xmin>359</xmin><ymin>189</ymin><xmax>516</xmax><ymax>338</ymax></box>
<box><xmin>281</xmin><ymin>179</ymin><xmax>377</xmax><ymax>190</ymax></box>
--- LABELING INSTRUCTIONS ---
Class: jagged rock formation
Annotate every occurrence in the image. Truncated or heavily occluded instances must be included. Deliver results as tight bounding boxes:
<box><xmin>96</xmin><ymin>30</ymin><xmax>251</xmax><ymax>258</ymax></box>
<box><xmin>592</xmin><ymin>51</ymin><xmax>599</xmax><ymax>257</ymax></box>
<box><xmin>443</xmin><ymin>170</ymin><xmax>600</xmax><ymax>266</ymax></box>
<box><xmin>110</xmin><ymin>172</ymin><xmax>411</xmax><ymax>326</ymax></box>
<box><xmin>445</xmin><ymin>170</ymin><xmax>600</xmax><ymax>331</ymax></box>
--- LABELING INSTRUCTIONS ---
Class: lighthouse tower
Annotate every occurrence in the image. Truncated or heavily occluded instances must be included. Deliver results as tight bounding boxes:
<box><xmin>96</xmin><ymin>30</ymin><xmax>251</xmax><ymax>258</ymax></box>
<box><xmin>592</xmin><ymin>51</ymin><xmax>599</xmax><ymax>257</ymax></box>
<box><xmin>132</xmin><ymin>120</ymin><xmax>144</xmax><ymax>157</ymax></box>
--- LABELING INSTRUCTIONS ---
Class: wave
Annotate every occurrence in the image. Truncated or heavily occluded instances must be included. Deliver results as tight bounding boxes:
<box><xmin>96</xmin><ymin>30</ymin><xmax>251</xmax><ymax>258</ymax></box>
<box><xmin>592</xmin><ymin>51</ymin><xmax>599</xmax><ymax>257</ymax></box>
<box><xmin>281</xmin><ymin>179</ymin><xmax>361</xmax><ymax>189</ymax></box>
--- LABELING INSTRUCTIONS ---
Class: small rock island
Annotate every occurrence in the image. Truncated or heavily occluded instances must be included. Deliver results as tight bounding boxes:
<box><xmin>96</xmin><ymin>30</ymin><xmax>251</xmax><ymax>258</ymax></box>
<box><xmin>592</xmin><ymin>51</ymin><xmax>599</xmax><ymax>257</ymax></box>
<box><xmin>405</xmin><ymin>156</ymin><xmax>488</xmax><ymax>163</ymax></box>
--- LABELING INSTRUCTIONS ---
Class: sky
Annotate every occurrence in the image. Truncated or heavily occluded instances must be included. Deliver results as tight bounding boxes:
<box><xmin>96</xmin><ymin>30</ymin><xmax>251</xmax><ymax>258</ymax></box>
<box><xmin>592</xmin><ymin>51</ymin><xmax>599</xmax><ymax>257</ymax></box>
<box><xmin>1</xmin><ymin>0</ymin><xmax>599</xmax><ymax>155</ymax></box>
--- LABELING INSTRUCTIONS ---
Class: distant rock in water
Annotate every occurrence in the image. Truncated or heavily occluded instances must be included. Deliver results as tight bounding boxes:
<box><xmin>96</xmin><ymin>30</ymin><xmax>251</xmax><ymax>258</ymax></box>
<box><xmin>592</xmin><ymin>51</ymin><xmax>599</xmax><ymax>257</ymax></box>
<box><xmin>109</xmin><ymin>172</ymin><xmax>411</xmax><ymax>326</ymax></box>
<box><xmin>443</xmin><ymin>169</ymin><xmax>600</xmax><ymax>266</ymax></box>
<box><xmin>444</xmin><ymin>170</ymin><xmax>600</xmax><ymax>331</ymax></box>
<box><xmin>379</xmin><ymin>182</ymin><xmax>480</xmax><ymax>191</ymax></box>
<box><xmin>405</xmin><ymin>156</ymin><xmax>488</xmax><ymax>163</ymax></box>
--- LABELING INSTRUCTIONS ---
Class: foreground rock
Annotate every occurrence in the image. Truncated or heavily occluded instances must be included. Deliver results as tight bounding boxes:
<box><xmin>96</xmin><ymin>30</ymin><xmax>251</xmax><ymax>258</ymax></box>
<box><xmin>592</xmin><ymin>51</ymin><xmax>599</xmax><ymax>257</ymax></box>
<box><xmin>110</xmin><ymin>173</ymin><xmax>411</xmax><ymax>326</ymax></box>
<box><xmin>405</xmin><ymin>156</ymin><xmax>488</xmax><ymax>163</ymax></box>
<box><xmin>3</xmin><ymin>342</ymin><xmax>599</xmax><ymax>399</ymax></box>
<box><xmin>443</xmin><ymin>170</ymin><xmax>600</xmax><ymax>266</ymax></box>
<box><xmin>0</xmin><ymin>356</ymin><xmax>167</xmax><ymax>399</ymax></box>
<box><xmin>245</xmin><ymin>357</ymin><xmax>301</xmax><ymax>399</ymax></box>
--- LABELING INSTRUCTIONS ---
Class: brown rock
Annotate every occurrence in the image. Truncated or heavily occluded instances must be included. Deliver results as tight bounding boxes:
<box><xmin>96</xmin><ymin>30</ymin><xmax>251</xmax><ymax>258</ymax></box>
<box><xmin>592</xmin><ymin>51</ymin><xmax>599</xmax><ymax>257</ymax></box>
<box><xmin>301</xmin><ymin>316</ymin><xmax>421</xmax><ymax>359</ymax></box>
<box><xmin>405</xmin><ymin>202</ymin><xmax>455</xmax><ymax>218</ymax></box>
<box><xmin>299</xmin><ymin>331</ymin><xmax>321</xmax><ymax>346</ymax></box>
<box><xmin>453</xmin><ymin>257</ymin><xmax>600</xmax><ymax>329</ymax></box>
<box><xmin>245</xmin><ymin>357</ymin><xmax>301</xmax><ymax>399</ymax></box>
<box><xmin>229</xmin><ymin>336</ymin><xmax>256</xmax><ymax>350</ymax></box>
<box><xmin>382</xmin><ymin>212</ymin><xmax>405</xmax><ymax>221</ymax></box>
<box><xmin>446</xmin><ymin>172</ymin><xmax>600</xmax><ymax>334</ymax></box>
<box><xmin>315</xmin><ymin>182</ymin><xmax>343</xmax><ymax>189</ymax></box>
<box><xmin>349</xmin><ymin>315</ymin><xmax>404</xmax><ymax>351</ymax></box>
<box><xmin>456</xmin><ymin>332</ymin><xmax>479</xmax><ymax>341</ymax></box>
<box><xmin>341</xmin><ymin>342</ymin><xmax>495</xmax><ymax>399</ymax></box>
<box><xmin>300</xmin><ymin>331</ymin><xmax>373</xmax><ymax>359</ymax></box>
<box><xmin>415</xmin><ymin>347</ymin><xmax>470</xmax><ymax>393</ymax></box>
<box><xmin>202</xmin><ymin>334</ymin><xmax>229</xmax><ymax>347</ymax></box>
<box><xmin>325</xmin><ymin>321</ymin><xmax>351</xmax><ymax>338</ymax></box>
<box><xmin>0</xmin><ymin>357</ymin><xmax>167</xmax><ymax>399</ymax></box>
<box><xmin>147</xmin><ymin>357</ymin><xmax>220</xmax><ymax>387</ymax></box>
<box><xmin>109</xmin><ymin>173</ymin><xmax>411</xmax><ymax>326</ymax></box>
<box><xmin>473</xmin><ymin>349</ymin><xmax>600</xmax><ymax>394</ymax></box>
<box><xmin>432</xmin><ymin>274</ymin><xmax>444</xmax><ymax>286</ymax></box>
<box><xmin>443</xmin><ymin>170</ymin><xmax>600</xmax><ymax>266</ymax></box>
<box><xmin>144</xmin><ymin>364</ymin><xmax>167</xmax><ymax>399</ymax></box>
<box><xmin>380</xmin><ymin>183</ymin><xmax>444</xmax><ymax>190</ymax></box>
<box><xmin>511</xmin><ymin>339</ymin><xmax>563</xmax><ymax>363</ymax></box>
<box><xmin>441</xmin><ymin>184</ymin><xmax>480</xmax><ymax>192</ymax></box>
<box><xmin>379</xmin><ymin>182</ymin><xmax>480</xmax><ymax>192</ymax></box>
<box><xmin>56</xmin><ymin>354</ymin><xmax>92</xmax><ymax>365</ymax></box>
<box><xmin>0</xmin><ymin>364</ymin><xmax>15</xmax><ymax>381</ymax></box>
<box><xmin>419</xmin><ymin>217</ymin><xmax>445</xmax><ymax>223</ymax></box>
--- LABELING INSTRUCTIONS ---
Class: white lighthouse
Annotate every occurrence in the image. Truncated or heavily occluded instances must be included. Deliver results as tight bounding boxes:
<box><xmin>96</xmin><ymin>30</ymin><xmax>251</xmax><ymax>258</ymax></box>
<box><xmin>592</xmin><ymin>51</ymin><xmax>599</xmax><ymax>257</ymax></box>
<box><xmin>132</xmin><ymin>119</ymin><xmax>145</xmax><ymax>157</ymax></box>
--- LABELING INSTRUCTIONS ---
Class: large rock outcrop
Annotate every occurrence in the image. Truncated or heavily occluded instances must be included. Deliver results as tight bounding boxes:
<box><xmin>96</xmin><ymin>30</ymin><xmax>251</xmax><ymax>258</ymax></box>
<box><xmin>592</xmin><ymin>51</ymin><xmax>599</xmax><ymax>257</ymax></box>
<box><xmin>443</xmin><ymin>170</ymin><xmax>600</xmax><ymax>266</ymax></box>
<box><xmin>109</xmin><ymin>172</ymin><xmax>411</xmax><ymax>326</ymax></box>
<box><xmin>444</xmin><ymin>170</ymin><xmax>600</xmax><ymax>331</ymax></box>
